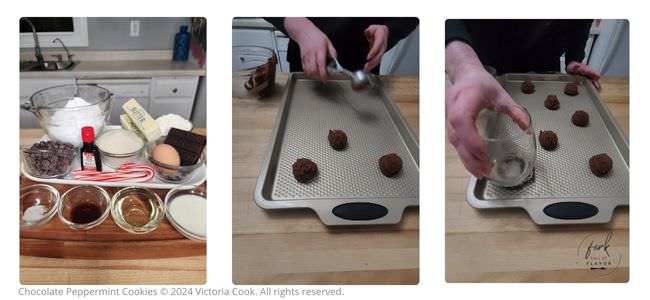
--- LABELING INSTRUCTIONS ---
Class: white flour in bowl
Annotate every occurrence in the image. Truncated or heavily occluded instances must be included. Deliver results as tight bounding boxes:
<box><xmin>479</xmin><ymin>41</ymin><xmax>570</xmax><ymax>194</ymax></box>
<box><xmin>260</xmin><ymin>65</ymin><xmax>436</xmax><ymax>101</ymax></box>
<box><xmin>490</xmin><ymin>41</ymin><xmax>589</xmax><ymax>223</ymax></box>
<box><xmin>155</xmin><ymin>114</ymin><xmax>193</xmax><ymax>136</ymax></box>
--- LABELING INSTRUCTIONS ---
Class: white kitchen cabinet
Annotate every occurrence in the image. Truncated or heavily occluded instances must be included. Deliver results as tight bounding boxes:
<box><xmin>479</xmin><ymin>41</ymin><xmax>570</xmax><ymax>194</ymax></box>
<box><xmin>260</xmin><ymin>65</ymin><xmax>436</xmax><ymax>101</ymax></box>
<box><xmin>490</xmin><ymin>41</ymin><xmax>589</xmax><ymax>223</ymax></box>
<box><xmin>77</xmin><ymin>79</ymin><xmax>151</xmax><ymax>125</ymax></box>
<box><xmin>19</xmin><ymin>78</ymin><xmax>76</xmax><ymax>128</ymax></box>
<box><xmin>19</xmin><ymin>76</ymin><xmax>200</xmax><ymax>128</ymax></box>
<box><xmin>147</xmin><ymin>97</ymin><xmax>194</xmax><ymax>119</ymax></box>
<box><xmin>232</xmin><ymin>28</ymin><xmax>276</xmax><ymax>49</ymax></box>
<box><xmin>149</xmin><ymin>76</ymin><xmax>199</xmax><ymax>119</ymax></box>
<box><xmin>274</xmin><ymin>31</ymin><xmax>290</xmax><ymax>72</ymax></box>
<box><xmin>232</xmin><ymin>27</ymin><xmax>288</xmax><ymax>72</ymax></box>
<box><xmin>153</xmin><ymin>77</ymin><xmax>199</xmax><ymax>98</ymax></box>
<box><xmin>20</xmin><ymin>109</ymin><xmax>37</xmax><ymax>128</ymax></box>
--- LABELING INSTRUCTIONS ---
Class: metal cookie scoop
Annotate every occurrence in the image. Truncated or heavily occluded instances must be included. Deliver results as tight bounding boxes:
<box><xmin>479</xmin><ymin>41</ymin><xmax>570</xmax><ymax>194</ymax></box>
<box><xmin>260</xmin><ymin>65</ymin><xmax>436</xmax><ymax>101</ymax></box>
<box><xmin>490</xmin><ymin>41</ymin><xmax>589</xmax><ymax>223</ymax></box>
<box><xmin>327</xmin><ymin>58</ymin><xmax>371</xmax><ymax>90</ymax></box>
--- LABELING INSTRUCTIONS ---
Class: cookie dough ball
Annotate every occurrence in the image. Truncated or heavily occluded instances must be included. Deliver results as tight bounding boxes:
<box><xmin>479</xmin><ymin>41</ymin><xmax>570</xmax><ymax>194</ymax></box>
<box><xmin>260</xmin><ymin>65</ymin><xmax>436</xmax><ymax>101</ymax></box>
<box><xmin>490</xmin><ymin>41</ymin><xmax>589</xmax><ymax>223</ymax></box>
<box><xmin>327</xmin><ymin>129</ymin><xmax>348</xmax><ymax>150</ymax></box>
<box><xmin>572</xmin><ymin>110</ymin><xmax>589</xmax><ymax>127</ymax></box>
<box><xmin>589</xmin><ymin>153</ymin><xmax>613</xmax><ymax>177</ymax></box>
<box><xmin>378</xmin><ymin>153</ymin><xmax>403</xmax><ymax>177</ymax></box>
<box><xmin>544</xmin><ymin>95</ymin><xmax>560</xmax><ymax>110</ymax></box>
<box><xmin>564</xmin><ymin>82</ymin><xmax>578</xmax><ymax>96</ymax></box>
<box><xmin>292</xmin><ymin>158</ymin><xmax>318</xmax><ymax>183</ymax></box>
<box><xmin>521</xmin><ymin>79</ymin><xmax>535</xmax><ymax>94</ymax></box>
<box><xmin>538</xmin><ymin>130</ymin><xmax>558</xmax><ymax>151</ymax></box>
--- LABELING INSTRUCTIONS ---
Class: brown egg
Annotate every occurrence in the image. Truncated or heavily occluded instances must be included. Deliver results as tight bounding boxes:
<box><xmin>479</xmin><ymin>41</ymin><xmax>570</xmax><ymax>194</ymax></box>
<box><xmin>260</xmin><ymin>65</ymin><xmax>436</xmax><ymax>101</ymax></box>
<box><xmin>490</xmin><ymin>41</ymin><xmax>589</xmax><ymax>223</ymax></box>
<box><xmin>152</xmin><ymin>144</ymin><xmax>180</xmax><ymax>174</ymax></box>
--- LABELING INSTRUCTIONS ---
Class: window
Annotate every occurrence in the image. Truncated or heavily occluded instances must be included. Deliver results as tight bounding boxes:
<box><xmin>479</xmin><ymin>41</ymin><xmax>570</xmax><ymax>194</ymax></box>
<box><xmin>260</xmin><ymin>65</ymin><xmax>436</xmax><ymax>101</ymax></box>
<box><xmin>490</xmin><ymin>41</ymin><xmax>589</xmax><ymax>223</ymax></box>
<box><xmin>20</xmin><ymin>17</ymin><xmax>89</xmax><ymax>48</ymax></box>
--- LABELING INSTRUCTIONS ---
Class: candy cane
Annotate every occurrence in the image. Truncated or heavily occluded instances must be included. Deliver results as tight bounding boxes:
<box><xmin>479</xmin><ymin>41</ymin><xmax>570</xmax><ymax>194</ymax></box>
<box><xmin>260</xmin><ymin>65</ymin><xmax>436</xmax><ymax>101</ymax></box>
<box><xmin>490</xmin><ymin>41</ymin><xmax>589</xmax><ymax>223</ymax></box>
<box><xmin>73</xmin><ymin>163</ymin><xmax>155</xmax><ymax>182</ymax></box>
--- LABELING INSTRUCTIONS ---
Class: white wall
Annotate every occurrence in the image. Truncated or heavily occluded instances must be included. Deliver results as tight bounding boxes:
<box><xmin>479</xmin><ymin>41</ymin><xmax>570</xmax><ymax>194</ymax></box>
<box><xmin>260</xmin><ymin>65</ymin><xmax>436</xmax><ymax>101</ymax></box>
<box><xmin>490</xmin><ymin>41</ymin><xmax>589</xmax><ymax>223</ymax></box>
<box><xmin>20</xmin><ymin>17</ymin><xmax>191</xmax><ymax>50</ymax></box>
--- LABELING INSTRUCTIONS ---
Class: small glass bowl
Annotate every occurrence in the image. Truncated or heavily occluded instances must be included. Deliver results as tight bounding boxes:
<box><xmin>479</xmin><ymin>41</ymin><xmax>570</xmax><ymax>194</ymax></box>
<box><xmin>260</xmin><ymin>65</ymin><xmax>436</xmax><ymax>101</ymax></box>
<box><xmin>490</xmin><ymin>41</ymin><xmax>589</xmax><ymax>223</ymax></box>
<box><xmin>20</xmin><ymin>184</ymin><xmax>60</xmax><ymax>229</ymax></box>
<box><xmin>21</xmin><ymin>147</ymin><xmax>76</xmax><ymax>179</ymax></box>
<box><xmin>145</xmin><ymin>138</ymin><xmax>206</xmax><ymax>183</ymax></box>
<box><xmin>99</xmin><ymin>148</ymin><xmax>143</xmax><ymax>169</ymax></box>
<box><xmin>97</xmin><ymin>129</ymin><xmax>145</xmax><ymax>169</ymax></box>
<box><xmin>165</xmin><ymin>186</ymin><xmax>206</xmax><ymax>241</ymax></box>
<box><xmin>58</xmin><ymin>185</ymin><xmax>111</xmax><ymax>230</ymax></box>
<box><xmin>110</xmin><ymin>187</ymin><xmax>164</xmax><ymax>234</ymax></box>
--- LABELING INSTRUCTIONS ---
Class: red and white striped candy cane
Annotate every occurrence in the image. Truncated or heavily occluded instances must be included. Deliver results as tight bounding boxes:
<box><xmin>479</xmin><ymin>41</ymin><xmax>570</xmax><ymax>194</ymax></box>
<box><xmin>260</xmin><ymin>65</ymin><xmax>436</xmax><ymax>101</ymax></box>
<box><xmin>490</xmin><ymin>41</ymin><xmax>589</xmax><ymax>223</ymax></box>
<box><xmin>73</xmin><ymin>163</ymin><xmax>155</xmax><ymax>182</ymax></box>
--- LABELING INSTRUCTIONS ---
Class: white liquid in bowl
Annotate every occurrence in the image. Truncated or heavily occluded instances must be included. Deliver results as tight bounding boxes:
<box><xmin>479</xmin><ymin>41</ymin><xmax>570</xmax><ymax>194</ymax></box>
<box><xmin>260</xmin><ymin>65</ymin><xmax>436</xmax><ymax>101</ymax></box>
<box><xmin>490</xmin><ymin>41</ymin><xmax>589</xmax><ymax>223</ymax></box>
<box><xmin>168</xmin><ymin>194</ymin><xmax>206</xmax><ymax>238</ymax></box>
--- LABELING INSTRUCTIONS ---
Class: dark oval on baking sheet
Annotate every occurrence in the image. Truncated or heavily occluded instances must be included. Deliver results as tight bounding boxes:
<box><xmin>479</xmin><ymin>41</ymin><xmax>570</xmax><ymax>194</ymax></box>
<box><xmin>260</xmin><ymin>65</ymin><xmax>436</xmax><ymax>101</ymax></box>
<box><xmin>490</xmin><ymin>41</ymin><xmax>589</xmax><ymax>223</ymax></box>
<box><xmin>332</xmin><ymin>202</ymin><xmax>388</xmax><ymax>220</ymax></box>
<box><xmin>542</xmin><ymin>202</ymin><xmax>599</xmax><ymax>220</ymax></box>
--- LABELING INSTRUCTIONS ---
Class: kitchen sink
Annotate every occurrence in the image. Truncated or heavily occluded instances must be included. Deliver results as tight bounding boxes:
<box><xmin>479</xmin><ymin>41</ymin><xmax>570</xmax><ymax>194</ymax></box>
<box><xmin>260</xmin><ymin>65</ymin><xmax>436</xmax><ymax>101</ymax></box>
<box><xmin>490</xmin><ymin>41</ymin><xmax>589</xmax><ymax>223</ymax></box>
<box><xmin>21</xmin><ymin>18</ymin><xmax>77</xmax><ymax>73</ymax></box>
<box><xmin>20</xmin><ymin>60</ymin><xmax>77</xmax><ymax>72</ymax></box>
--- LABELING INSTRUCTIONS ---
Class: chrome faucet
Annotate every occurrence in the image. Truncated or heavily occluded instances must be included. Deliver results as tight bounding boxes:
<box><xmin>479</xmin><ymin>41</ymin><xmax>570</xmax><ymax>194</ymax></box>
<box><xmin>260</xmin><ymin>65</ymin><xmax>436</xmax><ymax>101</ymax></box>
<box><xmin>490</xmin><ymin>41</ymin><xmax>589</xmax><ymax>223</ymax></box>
<box><xmin>21</xmin><ymin>18</ymin><xmax>44</xmax><ymax>66</ymax></box>
<box><xmin>52</xmin><ymin>38</ymin><xmax>73</xmax><ymax>62</ymax></box>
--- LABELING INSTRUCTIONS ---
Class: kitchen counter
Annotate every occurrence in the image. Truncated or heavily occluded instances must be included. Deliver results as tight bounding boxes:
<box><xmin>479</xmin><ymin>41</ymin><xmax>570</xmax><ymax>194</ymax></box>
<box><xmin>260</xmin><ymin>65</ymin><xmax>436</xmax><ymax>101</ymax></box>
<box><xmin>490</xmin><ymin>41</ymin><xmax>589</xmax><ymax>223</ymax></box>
<box><xmin>20</xmin><ymin>60</ymin><xmax>205</xmax><ymax>79</ymax></box>
<box><xmin>446</xmin><ymin>77</ymin><xmax>629</xmax><ymax>282</ymax></box>
<box><xmin>232</xmin><ymin>17</ymin><xmax>275</xmax><ymax>29</ymax></box>
<box><xmin>19</xmin><ymin>128</ymin><xmax>207</xmax><ymax>284</ymax></box>
<box><xmin>232</xmin><ymin>73</ymin><xmax>419</xmax><ymax>284</ymax></box>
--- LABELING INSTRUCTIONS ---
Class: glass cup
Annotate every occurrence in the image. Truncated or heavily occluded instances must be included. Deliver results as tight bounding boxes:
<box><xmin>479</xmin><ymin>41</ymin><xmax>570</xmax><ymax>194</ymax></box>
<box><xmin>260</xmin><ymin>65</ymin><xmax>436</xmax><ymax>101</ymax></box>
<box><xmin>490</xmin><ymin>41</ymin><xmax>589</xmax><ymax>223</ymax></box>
<box><xmin>58</xmin><ymin>185</ymin><xmax>110</xmax><ymax>230</ymax></box>
<box><xmin>481</xmin><ymin>109</ymin><xmax>536</xmax><ymax>187</ymax></box>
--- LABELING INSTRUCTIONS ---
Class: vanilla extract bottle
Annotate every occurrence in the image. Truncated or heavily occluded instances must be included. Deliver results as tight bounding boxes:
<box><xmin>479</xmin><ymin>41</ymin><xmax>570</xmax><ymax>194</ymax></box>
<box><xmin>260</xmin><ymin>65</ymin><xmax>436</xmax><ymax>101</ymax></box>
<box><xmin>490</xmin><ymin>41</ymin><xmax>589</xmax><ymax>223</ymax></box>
<box><xmin>80</xmin><ymin>126</ymin><xmax>102</xmax><ymax>171</ymax></box>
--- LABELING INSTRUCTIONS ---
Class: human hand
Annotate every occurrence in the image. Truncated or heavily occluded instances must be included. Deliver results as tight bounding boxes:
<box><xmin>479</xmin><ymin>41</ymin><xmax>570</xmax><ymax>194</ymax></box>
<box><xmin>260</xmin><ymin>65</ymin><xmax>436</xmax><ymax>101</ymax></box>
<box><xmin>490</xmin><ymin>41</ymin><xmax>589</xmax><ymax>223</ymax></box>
<box><xmin>445</xmin><ymin>41</ymin><xmax>529</xmax><ymax>177</ymax></box>
<box><xmin>284</xmin><ymin>18</ymin><xmax>337</xmax><ymax>81</ymax></box>
<box><xmin>446</xmin><ymin>67</ymin><xmax>529</xmax><ymax>177</ymax></box>
<box><xmin>364</xmin><ymin>25</ymin><xmax>389</xmax><ymax>72</ymax></box>
<box><xmin>566</xmin><ymin>61</ymin><xmax>601</xmax><ymax>90</ymax></box>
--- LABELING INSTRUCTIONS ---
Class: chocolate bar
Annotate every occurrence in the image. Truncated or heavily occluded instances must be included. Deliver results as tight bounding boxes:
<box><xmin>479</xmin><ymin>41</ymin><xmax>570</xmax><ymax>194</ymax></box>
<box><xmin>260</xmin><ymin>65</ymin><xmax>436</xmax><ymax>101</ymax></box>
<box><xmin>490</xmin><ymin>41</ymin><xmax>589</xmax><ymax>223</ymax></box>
<box><xmin>164</xmin><ymin>128</ymin><xmax>206</xmax><ymax>166</ymax></box>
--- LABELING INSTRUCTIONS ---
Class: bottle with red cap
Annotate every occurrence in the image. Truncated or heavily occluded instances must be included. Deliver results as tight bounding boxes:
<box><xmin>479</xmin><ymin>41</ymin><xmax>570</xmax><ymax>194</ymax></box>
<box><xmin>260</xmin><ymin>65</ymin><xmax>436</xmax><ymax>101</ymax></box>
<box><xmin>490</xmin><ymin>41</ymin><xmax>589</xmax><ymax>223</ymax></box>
<box><xmin>80</xmin><ymin>126</ymin><xmax>102</xmax><ymax>171</ymax></box>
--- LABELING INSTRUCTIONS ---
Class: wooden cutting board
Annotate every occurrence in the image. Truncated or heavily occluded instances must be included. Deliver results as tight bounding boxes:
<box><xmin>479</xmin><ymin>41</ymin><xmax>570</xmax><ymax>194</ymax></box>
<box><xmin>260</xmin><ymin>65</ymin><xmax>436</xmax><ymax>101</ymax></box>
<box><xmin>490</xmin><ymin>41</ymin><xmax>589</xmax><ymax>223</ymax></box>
<box><xmin>20</xmin><ymin>176</ymin><xmax>206</xmax><ymax>260</ymax></box>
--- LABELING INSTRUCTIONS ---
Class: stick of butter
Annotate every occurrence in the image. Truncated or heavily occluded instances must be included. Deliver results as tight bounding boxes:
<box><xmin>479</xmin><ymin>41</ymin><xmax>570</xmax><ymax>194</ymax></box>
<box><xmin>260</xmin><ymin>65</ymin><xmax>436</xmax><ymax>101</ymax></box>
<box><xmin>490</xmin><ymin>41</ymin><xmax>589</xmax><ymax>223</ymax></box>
<box><xmin>122</xmin><ymin>99</ymin><xmax>161</xmax><ymax>142</ymax></box>
<box><xmin>120</xmin><ymin>114</ymin><xmax>137</xmax><ymax>132</ymax></box>
<box><xmin>120</xmin><ymin>114</ymin><xmax>146</xmax><ymax>139</ymax></box>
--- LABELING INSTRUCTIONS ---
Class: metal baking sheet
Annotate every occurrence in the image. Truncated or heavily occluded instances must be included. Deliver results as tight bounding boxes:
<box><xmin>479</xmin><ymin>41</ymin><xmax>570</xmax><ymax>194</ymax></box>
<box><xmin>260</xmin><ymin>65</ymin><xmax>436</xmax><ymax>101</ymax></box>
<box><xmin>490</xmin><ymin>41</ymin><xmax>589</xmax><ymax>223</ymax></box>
<box><xmin>255</xmin><ymin>73</ymin><xmax>419</xmax><ymax>225</ymax></box>
<box><xmin>467</xmin><ymin>73</ymin><xmax>628</xmax><ymax>225</ymax></box>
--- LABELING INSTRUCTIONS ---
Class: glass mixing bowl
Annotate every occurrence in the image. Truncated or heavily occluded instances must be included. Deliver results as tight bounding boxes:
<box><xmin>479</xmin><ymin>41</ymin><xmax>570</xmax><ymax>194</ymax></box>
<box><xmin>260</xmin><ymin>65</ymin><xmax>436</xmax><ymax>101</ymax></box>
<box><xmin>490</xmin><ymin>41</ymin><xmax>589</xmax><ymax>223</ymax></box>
<box><xmin>145</xmin><ymin>137</ymin><xmax>206</xmax><ymax>183</ymax></box>
<box><xmin>232</xmin><ymin>45</ymin><xmax>277</xmax><ymax>99</ymax></box>
<box><xmin>21</xmin><ymin>84</ymin><xmax>113</xmax><ymax>147</ymax></box>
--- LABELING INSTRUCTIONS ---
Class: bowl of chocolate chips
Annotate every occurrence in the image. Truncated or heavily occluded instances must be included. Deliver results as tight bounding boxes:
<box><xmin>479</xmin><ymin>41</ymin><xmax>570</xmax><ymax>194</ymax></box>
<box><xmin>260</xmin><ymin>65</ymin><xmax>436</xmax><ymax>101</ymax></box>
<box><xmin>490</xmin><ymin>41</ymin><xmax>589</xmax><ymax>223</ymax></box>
<box><xmin>22</xmin><ymin>141</ymin><xmax>76</xmax><ymax>179</ymax></box>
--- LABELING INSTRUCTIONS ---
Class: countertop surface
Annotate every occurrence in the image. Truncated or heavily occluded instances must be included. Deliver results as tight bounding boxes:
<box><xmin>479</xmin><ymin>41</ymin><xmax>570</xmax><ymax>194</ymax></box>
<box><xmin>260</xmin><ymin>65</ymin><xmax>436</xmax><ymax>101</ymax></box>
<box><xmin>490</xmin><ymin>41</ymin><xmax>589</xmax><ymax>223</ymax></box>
<box><xmin>232</xmin><ymin>73</ymin><xmax>419</xmax><ymax>284</ymax></box>
<box><xmin>446</xmin><ymin>77</ymin><xmax>629</xmax><ymax>282</ymax></box>
<box><xmin>232</xmin><ymin>18</ymin><xmax>276</xmax><ymax>29</ymax></box>
<box><xmin>20</xmin><ymin>60</ymin><xmax>205</xmax><ymax>79</ymax></box>
<box><xmin>19</xmin><ymin>128</ymin><xmax>207</xmax><ymax>285</ymax></box>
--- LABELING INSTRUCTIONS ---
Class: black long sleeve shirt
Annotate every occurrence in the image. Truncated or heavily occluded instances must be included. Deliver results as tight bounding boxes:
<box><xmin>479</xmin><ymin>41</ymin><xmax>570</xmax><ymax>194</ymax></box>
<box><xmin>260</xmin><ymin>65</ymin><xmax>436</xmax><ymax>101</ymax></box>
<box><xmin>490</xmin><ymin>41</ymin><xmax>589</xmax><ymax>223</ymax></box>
<box><xmin>446</xmin><ymin>19</ymin><xmax>593</xmax><ymax>74</ymax></box>
<box><xmin>266</xmin><ymin>17</ymin><xmax>418</xmax><ymax>73</ymax></box>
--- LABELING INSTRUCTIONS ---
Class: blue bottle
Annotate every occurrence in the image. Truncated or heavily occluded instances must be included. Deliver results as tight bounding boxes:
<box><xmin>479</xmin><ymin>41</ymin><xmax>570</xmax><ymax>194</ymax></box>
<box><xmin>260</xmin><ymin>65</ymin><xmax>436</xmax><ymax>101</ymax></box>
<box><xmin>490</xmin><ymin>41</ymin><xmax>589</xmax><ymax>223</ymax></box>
<box><xmin>173</xmin><ymin>25</ymin><xmax>190</xmax><ymax>61</ymax></box>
